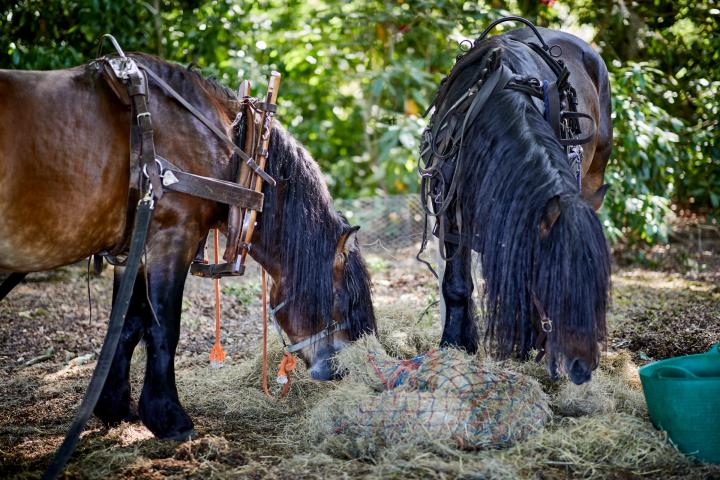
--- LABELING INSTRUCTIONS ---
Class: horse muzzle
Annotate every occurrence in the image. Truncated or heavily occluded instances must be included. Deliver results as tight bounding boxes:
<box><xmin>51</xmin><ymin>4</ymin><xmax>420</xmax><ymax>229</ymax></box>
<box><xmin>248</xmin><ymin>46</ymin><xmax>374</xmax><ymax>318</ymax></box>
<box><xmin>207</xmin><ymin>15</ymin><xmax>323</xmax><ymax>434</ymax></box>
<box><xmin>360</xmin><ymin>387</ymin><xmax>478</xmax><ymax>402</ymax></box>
<box><xmin>305</xmin><ymin>341</ymin><xmax>346</xmax><ymax>381</ymax></box>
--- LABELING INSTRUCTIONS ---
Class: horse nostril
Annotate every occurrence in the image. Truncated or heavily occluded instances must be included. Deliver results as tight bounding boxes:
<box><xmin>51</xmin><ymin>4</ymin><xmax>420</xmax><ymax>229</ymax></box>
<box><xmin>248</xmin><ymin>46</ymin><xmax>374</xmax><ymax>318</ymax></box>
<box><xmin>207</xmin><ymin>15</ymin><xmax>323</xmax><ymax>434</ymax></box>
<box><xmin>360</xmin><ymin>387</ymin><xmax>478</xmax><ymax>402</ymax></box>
<box><xmin>568</xmin><ymin>357</ymin><xmax>592</xmax><ymax>385</ymax></box>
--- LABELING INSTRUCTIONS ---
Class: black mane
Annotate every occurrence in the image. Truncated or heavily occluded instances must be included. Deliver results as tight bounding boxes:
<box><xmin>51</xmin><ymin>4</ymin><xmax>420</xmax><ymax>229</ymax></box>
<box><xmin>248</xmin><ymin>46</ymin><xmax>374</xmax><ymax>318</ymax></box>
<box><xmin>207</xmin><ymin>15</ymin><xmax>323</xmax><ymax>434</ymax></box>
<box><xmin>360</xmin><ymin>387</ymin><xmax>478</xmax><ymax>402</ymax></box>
<box><xmin>433</xmin><ymin>37</ymin><xmax>610</xmax><ymax>361</ymax></box>
<box><xmin>261</xmin><ymin>124</ymin><xmax>375</xmax><ymax>340</ymax></box>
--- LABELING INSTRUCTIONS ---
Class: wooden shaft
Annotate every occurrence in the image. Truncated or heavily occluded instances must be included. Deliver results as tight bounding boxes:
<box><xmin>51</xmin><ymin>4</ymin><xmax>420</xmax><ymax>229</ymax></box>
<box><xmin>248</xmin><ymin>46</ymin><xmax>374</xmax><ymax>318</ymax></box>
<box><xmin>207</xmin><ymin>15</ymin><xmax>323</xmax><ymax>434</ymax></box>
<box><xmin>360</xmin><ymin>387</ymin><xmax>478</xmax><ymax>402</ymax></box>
<box><xmin>224</xmin><ymin>80</ymin><xmax>251</xmax><ymax>263</ymax></box>
<box><xmin>240</xmin><ymin>72</ymin><xmax>281</xmax><ymax>265</ymax></box>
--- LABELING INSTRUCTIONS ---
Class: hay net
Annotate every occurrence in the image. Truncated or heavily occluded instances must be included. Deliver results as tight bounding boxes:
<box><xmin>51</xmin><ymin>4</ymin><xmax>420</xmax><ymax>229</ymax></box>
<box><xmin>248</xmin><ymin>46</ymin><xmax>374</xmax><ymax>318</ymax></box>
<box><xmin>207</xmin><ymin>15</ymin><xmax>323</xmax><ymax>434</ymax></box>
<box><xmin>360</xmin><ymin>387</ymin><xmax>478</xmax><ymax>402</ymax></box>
<box><xmin>304</xmin><ymin>336</ymin><xmax>551</xmax><ymax>451</ymax></box>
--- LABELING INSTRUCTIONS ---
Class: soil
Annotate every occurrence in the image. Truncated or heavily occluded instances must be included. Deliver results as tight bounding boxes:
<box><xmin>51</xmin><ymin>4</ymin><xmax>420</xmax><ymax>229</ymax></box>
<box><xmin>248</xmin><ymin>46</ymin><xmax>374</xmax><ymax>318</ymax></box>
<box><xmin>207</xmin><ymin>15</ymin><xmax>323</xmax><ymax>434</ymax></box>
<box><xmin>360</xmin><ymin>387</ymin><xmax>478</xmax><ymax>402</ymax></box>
<box><xmin>0</xmin><ymin>223</ymin><xmax>718</xmax><ymax>479</ymax></box>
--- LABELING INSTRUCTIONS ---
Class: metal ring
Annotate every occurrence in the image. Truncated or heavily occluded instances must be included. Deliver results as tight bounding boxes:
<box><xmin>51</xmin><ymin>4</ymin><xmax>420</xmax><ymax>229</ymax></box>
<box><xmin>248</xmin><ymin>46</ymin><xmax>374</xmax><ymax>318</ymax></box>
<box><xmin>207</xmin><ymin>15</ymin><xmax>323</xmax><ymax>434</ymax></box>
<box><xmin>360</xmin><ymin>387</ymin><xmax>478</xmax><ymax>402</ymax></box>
<box><xmin>549</xmin><ymin>44</ymin><xmax>562</xmax><ymax>58</ymax></box>
<box><xmin>541</xmin><ymin>318</ymin><xmax>553</xmax><ymax>333</ymax></box>
<box><xmin>142</xmin><ymin>158</ymin><xmax>163</xmax><ymax>179</ymax></box>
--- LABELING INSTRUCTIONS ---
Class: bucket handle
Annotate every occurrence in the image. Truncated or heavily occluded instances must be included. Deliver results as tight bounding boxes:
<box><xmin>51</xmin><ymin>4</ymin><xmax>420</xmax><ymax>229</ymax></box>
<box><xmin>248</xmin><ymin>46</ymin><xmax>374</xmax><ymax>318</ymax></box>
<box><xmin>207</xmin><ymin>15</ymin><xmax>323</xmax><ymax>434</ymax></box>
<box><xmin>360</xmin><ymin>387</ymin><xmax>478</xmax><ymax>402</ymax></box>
<box><xmin>655</xmin><ymin>365</ymin><xmax>698</xmax><ymax>379</ymax></box>
<box><xmin>708</xmin><ymin>342</ymin><xmax>720</xmax><ymax>355</ymax></box>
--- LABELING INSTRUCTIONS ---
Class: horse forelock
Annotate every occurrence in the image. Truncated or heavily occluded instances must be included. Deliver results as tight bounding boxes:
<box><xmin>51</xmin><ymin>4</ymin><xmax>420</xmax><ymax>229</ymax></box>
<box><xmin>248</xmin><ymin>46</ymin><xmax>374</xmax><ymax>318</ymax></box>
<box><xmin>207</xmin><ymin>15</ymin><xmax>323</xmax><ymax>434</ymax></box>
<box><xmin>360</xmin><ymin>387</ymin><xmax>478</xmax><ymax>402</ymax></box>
<box><xmin>436</xmin><ymin>41</ymin><xmax>610</xmax><ymax>360</ymax></box>
<box><xmin>262</xmin><ymin>124</ymin><xmax>375</xmax><ymax>337</ymax></box>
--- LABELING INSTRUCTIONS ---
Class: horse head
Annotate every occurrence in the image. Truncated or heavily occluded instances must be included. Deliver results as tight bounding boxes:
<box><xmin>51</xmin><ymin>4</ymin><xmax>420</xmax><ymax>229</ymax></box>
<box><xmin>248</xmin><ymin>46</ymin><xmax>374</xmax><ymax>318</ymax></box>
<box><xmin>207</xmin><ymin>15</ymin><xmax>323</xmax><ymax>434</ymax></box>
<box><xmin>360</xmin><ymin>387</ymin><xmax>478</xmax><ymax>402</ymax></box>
<box><xmin>533</xmin><ymin>194</ymin><xmax>611</xmax><ymax>384</ymax></box>
<box><xmin>250</xmin><ymin>126</ymin><xmax>376</xmax><ymax>380</ymax></box>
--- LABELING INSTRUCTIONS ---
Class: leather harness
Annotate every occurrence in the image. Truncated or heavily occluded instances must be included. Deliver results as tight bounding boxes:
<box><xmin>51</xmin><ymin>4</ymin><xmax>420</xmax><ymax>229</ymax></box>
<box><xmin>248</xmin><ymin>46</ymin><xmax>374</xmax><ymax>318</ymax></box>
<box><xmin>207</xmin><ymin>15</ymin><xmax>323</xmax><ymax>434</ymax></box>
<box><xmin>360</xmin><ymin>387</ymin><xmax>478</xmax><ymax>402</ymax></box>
<box><xmin>417</xmin><ymin>17</ymin><xmax>598</xmax><ymax>362</ymax></box>
<box><xmin>97</xmin><ymin>52</ymin><xmax>279</xmax><ymax>283</ymax></box>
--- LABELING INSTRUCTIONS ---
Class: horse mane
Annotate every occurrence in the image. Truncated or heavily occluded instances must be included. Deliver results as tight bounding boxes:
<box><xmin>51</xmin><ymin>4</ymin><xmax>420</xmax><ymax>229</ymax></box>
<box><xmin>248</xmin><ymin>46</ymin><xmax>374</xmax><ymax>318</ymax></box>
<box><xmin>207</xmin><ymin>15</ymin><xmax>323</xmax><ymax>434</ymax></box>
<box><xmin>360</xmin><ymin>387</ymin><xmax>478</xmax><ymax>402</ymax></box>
<box><xmin>261</xmin><ymin>123</ymin><xmax>376</xmax><ymax>340</ymax></box>
<box><xmin>433</xmin><ymin>37</ymin><xmax>610</xmax><ymax>361</ymax></box>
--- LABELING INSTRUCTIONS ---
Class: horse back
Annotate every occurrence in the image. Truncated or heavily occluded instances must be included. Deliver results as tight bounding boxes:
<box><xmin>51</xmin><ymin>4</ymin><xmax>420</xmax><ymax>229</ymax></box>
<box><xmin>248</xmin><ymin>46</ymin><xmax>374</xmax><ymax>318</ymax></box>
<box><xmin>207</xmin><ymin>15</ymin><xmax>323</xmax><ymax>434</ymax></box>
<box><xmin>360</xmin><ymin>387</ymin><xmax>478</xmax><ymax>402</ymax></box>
<box><xmin>0</xmin><ymin>66</ymin><xmax>130</xmax><ymax>272</ymax></box>
<box><xmin>508</xmin><ymin>28</ymin><xmax>612</xmax><ymax>198</ymax></box>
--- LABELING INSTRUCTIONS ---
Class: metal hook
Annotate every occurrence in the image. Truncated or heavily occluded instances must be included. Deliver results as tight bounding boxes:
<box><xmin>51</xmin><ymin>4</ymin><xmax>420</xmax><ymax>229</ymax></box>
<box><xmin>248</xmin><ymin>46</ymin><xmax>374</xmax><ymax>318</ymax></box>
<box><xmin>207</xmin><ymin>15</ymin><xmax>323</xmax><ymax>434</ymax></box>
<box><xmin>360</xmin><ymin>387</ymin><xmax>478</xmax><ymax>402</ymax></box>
<box><xmin>96</xmin><ymin>34</ymin><xmax>126</xmax><ymax>58</ymax></box>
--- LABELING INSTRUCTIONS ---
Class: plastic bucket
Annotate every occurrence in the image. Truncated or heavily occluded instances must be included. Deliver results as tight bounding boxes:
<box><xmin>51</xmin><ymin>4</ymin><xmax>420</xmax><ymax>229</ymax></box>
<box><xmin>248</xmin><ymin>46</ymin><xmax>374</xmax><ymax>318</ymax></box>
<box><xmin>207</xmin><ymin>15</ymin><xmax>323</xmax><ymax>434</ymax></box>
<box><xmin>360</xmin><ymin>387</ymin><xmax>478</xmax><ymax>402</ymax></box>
<box><xmin>639</xmin><ymin>343</ymin><xmax>720</xmax><ymax>463</ymax></box>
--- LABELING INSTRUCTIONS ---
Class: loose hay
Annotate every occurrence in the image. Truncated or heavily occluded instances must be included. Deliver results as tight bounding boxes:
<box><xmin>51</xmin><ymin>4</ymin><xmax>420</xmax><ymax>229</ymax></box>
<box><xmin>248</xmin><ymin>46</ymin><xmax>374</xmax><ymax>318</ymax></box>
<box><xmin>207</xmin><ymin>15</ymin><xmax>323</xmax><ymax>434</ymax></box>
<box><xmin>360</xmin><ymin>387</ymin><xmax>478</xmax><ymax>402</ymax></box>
<box><xmin>503</xmin><ymin>414</ymin><xmax>694</xmax><ymax>478</ymax></box>
<box><xmin>42</xmin><ymin>315</ymin><xmax>720</xmax><ymax>479</ymax></box>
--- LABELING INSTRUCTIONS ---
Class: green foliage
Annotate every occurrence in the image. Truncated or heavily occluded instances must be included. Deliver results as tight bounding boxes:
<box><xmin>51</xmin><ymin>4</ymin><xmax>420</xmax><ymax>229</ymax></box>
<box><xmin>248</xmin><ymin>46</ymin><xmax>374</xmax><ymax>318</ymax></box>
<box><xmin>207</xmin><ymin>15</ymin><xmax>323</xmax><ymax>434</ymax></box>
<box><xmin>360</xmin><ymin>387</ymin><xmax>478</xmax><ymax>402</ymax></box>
<box><xmin>569</xmin><ymin>0</ymin><xmax>720</xmax><ymax>243</ymax></box>
<box><xmin>2</xmin><ymin>0</ymin><xmax>717</xmax><ymax>247</ymax></box>
<box><xmin>601</xmin><ymin>63</ymin><xmax>682</xmax><ymax>244</ymax></box>
<box><xmin>222</xmin><ymin>281</ymin><xmax>261</xmax><ymax>305</ymax></box>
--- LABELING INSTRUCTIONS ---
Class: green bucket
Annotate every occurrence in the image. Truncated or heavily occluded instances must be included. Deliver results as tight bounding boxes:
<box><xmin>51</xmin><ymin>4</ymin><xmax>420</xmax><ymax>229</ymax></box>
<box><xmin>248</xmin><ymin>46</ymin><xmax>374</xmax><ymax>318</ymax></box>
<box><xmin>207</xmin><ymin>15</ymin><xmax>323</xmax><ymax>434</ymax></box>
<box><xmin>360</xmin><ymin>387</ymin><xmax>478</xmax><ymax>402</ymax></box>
<box><xmin>639</xmin><ymin>343</ymin><xmax>720</xmax><ymax>464</ymax></box>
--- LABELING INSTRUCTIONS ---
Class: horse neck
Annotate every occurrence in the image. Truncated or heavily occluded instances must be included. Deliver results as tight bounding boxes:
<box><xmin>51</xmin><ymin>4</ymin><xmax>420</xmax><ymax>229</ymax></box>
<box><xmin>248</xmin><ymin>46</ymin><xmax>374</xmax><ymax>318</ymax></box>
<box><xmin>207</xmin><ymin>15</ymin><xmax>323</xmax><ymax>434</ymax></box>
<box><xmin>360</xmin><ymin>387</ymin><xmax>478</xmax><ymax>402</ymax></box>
<box><xmin>459</xmin><ymin>90</ymin><xmax>600</xmax><ymax>356</ymax></box>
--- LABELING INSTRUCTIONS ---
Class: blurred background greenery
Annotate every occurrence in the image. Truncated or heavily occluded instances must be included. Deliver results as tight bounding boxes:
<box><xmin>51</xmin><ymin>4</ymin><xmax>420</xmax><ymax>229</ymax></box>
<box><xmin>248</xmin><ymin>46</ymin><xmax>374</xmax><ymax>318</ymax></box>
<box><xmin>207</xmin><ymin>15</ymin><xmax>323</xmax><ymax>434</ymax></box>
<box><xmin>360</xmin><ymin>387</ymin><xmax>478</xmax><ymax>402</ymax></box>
<box><xmin>1</xmin><ymin>0</ymin><xmax>718</xmax><ymax>247</ymax></box>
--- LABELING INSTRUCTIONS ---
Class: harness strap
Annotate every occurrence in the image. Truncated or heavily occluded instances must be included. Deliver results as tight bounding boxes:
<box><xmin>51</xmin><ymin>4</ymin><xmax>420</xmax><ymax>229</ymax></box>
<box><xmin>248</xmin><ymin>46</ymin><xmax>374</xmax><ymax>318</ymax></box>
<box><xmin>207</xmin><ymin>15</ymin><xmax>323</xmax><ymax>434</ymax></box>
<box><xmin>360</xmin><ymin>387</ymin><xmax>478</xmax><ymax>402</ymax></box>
<box><xmin>155</xmin><ymin>156</ymin><xmax>264</xmax><ymax>210</ymax></box>
<box><xmin>545</xmin><ymin>80</ymin><xmax>562</xmax><ymax>139</ymax></box>
<box><xmin>558</xmin><ymin>111</ymin><xmax>596</xmax><ymax>146</ymax></box>
<box><xmin>422</xmin><ymin>65</ymin><xmax>513</xmax><ymax>261</ymax></box>
<box><xmin>43</xmin><ymin>196</ymin><xmax>154</xmax><ymax>480</ymax></box>
<box><xmin>138</xmin><ymin>65</ymin><xmax>276</xmax><ymax>187</ymax></box>
<box><xmin>531</xmin><ymin>291</ymin><xmax>553</xmax><ymax>362</ymax></box>
<box><xmin>128</xmin><ymin>72</ymin><xmax>163</xmax><ymax>198</ymax></box>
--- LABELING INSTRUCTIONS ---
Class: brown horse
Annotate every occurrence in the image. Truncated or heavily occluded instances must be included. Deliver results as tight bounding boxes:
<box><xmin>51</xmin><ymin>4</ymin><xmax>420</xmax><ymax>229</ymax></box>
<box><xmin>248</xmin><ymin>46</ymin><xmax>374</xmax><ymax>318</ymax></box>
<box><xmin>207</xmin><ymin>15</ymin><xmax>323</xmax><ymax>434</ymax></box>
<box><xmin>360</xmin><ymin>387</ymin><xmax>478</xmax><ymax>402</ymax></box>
<box><xmin>421</xmin><ymin>23</ymin><xmax>612</xmax><ymax>385</ymax></box>
<box><xmin>0</xmin><ymin>54</ymin><xmax>375</xmax><ymax>439</ymax></box>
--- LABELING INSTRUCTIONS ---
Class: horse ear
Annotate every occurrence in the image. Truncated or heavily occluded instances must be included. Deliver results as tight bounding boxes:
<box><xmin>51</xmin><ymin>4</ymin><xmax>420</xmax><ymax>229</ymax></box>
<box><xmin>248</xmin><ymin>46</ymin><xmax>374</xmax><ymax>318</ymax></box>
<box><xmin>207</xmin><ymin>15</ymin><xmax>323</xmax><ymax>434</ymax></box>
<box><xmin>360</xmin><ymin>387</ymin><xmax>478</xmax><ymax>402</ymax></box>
<box><xmin>539</xmin><ymin>195</ymin><xmax>561</xmax><ymax>239</ymax></box>
<box><xmin>334</xmin><ymin>226</ymin><xmax>361</xmax><ymax>282</ymax></box>
<box><xmin>336</xmin><ymin>225</ymin><xmax>361</xmax><ymax>256</ymax></box>
<box><xmin>586</xmin><ymin>184</ymin><xmax>610</xmax><ymax>211</ymax></box>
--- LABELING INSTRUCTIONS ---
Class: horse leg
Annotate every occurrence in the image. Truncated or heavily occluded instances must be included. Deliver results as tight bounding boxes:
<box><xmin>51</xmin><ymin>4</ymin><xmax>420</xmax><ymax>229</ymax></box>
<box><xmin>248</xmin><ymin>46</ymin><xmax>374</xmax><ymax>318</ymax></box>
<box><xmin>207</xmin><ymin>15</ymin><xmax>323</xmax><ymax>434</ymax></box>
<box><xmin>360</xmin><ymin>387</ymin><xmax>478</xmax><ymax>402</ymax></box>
<box><xmin>0</xmin><ymin>272</ymin><xmax>27</xmax><ymax>302</ymax></box>
<box><xmin>94</xmin><ymin>267</ymin><xmax>145</xmax><ymax>425</ymax></box>
<box><xmin>439</xmin><ymin>240</ymin><xmax>478</xmax><ymax>353</ymax></box>
<box><xmin>137</xmin><ymin>235</ymin><xmax>197</xmax><ymax>440</ymax></box>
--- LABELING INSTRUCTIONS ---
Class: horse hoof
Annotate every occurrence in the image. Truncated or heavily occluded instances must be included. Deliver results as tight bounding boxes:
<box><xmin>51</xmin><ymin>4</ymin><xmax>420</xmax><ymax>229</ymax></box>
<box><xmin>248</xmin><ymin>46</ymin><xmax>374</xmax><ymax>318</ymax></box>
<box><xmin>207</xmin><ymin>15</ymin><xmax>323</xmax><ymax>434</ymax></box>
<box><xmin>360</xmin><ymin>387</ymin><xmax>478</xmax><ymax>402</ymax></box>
<box><xmin>95</xmin><ymin>398</ymin><xmax>140</xmax><ymax>427</ymax></box>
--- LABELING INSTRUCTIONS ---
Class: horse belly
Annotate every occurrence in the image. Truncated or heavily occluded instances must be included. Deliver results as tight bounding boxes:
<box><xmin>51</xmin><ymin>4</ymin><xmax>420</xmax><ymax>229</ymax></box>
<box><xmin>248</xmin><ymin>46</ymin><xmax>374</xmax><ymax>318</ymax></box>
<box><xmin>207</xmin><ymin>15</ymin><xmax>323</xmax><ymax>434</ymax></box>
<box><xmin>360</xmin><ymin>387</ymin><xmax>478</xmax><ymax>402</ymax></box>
<box><xmin>0</xmin><ymin>68</ymin><xmax>130</xmax><ymax>272</ymax></box>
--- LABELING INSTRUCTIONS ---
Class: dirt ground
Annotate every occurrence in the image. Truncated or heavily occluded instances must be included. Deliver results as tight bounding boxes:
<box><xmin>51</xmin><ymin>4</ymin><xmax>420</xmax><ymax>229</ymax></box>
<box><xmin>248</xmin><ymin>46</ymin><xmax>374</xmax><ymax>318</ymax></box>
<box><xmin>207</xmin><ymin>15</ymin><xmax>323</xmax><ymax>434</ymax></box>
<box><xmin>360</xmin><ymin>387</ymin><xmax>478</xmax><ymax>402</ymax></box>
<box><xmin>0</xmin><ymin>222</ymin><xmax>719</xmax><ymax>479</ymax></box>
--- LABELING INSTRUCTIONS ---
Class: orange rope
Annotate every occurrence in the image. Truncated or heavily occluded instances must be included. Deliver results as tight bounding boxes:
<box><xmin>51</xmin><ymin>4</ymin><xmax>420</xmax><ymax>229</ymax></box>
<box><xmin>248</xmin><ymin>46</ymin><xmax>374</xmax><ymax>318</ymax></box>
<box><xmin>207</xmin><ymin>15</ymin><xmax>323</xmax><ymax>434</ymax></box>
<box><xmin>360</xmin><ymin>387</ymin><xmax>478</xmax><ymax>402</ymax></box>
<box><xmin>261</xmin><ymin>268</ymin><xmax>296</xmax><ymax>398</ymax></box>
<box><xmin>261</xmin><ymin>269</ymin><xmax>271</xmax><ymax>396</ymax></box>
<box><xmin>209</xmin><ymin>229</ymin><xmax>226</xmax><ymax>367</ymax></box>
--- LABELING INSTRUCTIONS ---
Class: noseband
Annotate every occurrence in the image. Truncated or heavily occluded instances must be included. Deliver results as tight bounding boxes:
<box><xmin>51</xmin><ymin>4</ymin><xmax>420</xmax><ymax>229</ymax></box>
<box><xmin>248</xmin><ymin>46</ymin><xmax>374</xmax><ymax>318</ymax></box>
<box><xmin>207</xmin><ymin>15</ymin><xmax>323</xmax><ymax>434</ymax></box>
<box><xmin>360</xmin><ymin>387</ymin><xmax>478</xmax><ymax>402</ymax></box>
<box><xmin>267</xmin><ymin>296</ymin><xmax>350</xmax><ymax>354</ymax></box>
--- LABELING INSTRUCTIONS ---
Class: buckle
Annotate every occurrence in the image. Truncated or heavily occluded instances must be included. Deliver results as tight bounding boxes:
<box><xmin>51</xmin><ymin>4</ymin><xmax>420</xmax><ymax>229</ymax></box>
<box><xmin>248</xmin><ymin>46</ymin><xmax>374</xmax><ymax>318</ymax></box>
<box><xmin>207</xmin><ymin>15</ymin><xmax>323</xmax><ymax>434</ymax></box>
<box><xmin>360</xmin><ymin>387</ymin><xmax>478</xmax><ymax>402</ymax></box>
<box><xmin>541</xmin><ymin>316</ymin><xmax>553</xmax><ymax>333</ymax></box>
<box><xmin>142</xmin><ymin>158</ymin><xmax>163</xmax><ymax>179</ymax></box>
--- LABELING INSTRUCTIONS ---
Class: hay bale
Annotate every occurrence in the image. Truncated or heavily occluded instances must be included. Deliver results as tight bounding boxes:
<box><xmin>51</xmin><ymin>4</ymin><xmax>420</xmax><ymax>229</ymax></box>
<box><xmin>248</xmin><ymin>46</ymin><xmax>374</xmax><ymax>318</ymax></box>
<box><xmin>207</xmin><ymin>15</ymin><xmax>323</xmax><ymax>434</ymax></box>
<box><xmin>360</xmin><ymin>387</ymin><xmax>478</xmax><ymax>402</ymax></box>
<box><xmin>308</xmin><ymin>335</ymin><xmax>550</xmax><ymax>453</ymax></box>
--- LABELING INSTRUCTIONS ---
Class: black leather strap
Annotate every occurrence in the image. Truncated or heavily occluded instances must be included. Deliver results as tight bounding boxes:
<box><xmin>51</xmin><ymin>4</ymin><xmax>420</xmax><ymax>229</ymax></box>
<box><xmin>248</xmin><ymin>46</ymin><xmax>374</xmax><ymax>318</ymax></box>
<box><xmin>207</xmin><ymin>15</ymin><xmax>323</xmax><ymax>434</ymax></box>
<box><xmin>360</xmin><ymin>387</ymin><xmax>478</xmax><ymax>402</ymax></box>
<box><xmin>128</xmin><ymin>71</ymin><xmax>163</xmax><ymax>198</ymax></box>
<box><xmin>559</xmin><ymin>111</ymin><xmax>596</xmax><ymax>146</ymax></box>
<box><xmin>43</xmin><ymin>197</ymin><xmax>154</xmax><ymax>480</ymax></box>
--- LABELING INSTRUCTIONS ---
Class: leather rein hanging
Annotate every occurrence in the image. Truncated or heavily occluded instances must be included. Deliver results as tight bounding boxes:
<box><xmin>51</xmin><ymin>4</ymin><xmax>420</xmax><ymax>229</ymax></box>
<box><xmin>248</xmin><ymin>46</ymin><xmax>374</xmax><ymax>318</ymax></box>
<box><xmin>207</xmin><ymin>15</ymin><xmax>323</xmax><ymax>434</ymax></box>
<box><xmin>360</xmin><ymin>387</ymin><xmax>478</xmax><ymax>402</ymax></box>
<box><xmin>416</xmin><ymin>17</ymin><xmax>596</xmax><ymax>362</ymax></box>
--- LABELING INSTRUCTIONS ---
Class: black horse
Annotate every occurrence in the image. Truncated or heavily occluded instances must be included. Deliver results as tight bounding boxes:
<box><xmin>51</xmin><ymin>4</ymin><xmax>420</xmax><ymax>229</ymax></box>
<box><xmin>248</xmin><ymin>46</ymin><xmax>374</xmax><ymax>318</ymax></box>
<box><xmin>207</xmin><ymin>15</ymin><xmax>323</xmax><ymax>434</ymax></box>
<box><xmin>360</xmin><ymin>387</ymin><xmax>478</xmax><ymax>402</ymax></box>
<box><xmin>422</xmin><ymin>25</ymin><xmax>612</xmax><ymax>385</ymax></box>
<box><xmin>0</xmin><ymin>54</ymin><xmax>375</xmax><ymax>439</ymax></box>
